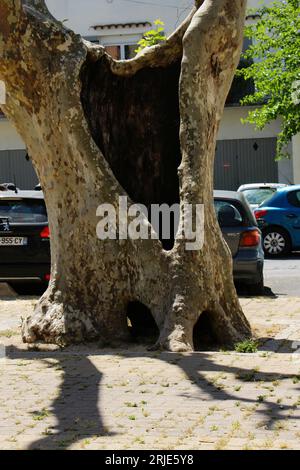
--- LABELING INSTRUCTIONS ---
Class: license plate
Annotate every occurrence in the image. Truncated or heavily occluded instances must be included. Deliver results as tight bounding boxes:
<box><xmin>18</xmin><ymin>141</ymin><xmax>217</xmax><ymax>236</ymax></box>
<box><xmin>0</xmin><ymin>237</ymin><xmax>28</xmax><ymax>246</ymax></box>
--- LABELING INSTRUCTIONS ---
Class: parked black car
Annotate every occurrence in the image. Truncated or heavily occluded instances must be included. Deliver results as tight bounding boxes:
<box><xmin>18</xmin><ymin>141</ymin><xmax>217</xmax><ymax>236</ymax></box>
<box><xmin>214</xmin><ymin>190</ymin><xmax>265</xmax><ymax>294</ymax></box>
<box><xmin>0</xmin><ymin>190</ymin><xmax>50</xmax><ymax>283</ymax></box>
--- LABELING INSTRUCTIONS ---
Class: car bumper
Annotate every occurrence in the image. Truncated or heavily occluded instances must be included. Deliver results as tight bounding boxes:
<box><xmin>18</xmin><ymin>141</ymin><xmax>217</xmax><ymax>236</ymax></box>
<box><xmin>233</xmin><ymin>249</ymin><xmax>264</xmax><ymax>284</ymax></box>
<box><xmin>0</xmin><ymin>264</ymin><xmax>50</xmax><ymax>283</ymax></box>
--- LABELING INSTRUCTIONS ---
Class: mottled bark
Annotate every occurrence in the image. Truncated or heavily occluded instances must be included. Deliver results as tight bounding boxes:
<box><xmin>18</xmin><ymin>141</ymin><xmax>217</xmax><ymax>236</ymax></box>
<box><xmin>0</xmin><ymin>0</ymin><xmax>251</xmax><ymax>351</ymax></box>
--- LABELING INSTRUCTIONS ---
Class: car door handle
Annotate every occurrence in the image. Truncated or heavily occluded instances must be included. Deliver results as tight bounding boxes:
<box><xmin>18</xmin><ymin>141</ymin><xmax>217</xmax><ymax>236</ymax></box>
<box><xmin>286</xmin><ymin>213</ymin><xmax>297</xmax><ymax>219</ymax></box>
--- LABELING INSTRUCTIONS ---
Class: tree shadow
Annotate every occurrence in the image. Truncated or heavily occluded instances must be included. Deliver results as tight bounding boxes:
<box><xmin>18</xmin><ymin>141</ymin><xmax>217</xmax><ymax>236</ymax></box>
<box><xmin>177</xmin><ymin>353</ymin><xmax>300</xmax><ymax>431</ymax></box>
<box><xmin>6</xmin><ymin>346</ymin><xmax>115</xmax><ymax>450</ymax></box>
<box><xmin>5</xmin><ymin>342</ymin><xmax>300</xmax><ymax>450</ymax></box>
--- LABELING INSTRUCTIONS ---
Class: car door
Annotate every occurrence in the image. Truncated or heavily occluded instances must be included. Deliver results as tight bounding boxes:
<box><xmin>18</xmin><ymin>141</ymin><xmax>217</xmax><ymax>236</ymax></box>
<box><xmin>285</xmin><ymin>190</ymin><xmax>300</xmax><ymax>247</ymax></box>
<box><xmin>214</xmin><ymin>199</ymin><xmax>244</xmax><ymax>257</ymax></box>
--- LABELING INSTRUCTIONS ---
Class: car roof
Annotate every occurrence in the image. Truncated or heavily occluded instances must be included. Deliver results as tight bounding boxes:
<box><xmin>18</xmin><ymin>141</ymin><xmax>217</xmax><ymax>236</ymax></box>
<box><xmin>276</xmin><ymin>184</ymin><xmax>300</xmax><ymax>193</ymax></box>
<box><xmin>0</xmin><ymin>190</ymin><xmax>44</xmax><ymax>200</ymax></box>
<box><xmin>214</xmin><ymin>190</ymin><xmax>245</xmax><ymax>201</ymax></box>
<box><xmin>257</xmin><ymin>184</ymin><xmax>300</xmax><ymax>208</ymax></box>
<box><xmin>238</xmin><ymin>183</ymin><xmax>288</xmax><ymax>191</ymax></box>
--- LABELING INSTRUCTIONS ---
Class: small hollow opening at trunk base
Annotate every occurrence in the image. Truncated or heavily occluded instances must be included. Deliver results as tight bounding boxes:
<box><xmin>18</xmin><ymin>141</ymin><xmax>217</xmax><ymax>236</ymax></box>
<box><xmin>193</xmin><ymin>311</ymin><xmax>221</xmax><ymax>351</ymax></box>
<box><xmin>127</xmin><ymin>301</ymin><xmax>159</xmax><ymax>344</ymax></box>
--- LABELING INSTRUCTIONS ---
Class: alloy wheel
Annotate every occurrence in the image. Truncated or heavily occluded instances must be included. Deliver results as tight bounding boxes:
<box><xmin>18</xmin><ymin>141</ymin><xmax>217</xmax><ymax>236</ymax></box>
<box><xmin>263</xmin><ymin>232</ymin><xmax>286</xmax><ymax>255</ymax></box>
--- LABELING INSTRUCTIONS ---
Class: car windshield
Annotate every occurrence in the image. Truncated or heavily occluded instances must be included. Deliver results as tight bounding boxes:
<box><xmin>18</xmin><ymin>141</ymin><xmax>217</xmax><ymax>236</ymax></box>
<box><xmin>242</xmin><ymin>188</ymin><xmax>276</xmax><ymax>206</ymax></box>
<box><xmin>214</xmin><ymin>200</ymin><xmax>244</xmax><ymax>227</ymax></box>
<box><xmin>0</xmin><ymin>199</ymin><xmax>47</xmax><ymax>223</ymax></box>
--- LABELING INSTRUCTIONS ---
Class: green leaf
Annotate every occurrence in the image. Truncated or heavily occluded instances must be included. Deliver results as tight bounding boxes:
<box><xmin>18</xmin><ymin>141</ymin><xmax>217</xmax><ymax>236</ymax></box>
<box><xmin>135</xmin><ymin>19</ymin><xmax>167</xmax><ymax>53</ymax></box>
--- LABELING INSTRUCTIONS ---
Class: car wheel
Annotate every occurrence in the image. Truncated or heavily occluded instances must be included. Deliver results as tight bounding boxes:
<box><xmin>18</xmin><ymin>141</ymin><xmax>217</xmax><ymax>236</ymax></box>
<box><xmin>263</xmin><ymin>228</ymin><xmax>291</xmax><ymax>257</ymax></box>
<box><xmin>247</xmin><ymin>276</ymin><xmax>265</xmax><ymax>296</ymax></box>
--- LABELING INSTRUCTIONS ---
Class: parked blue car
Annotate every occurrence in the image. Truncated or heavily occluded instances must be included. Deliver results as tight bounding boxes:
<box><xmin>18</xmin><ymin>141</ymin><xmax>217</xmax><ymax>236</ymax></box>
<box><xmin>254</xmin><ymin>185</ymin><xmax>300</xmax><ymax>256</ymax></box>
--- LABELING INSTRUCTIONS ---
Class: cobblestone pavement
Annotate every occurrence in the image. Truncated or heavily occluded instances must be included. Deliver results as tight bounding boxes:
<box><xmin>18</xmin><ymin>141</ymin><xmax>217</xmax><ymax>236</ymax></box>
<box><xmin>0</xmin><ymin>296</ymin><xmax>300</xmax><ymax>450</ymax></box>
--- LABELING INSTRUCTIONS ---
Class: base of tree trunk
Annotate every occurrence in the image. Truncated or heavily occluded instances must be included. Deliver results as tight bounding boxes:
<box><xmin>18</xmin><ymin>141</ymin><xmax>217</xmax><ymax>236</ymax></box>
<box><xmin>22</xmin><ymin>297</ymin><xmax>251</xmax><ymax>352</ymax></box>
<box><xmin>22</xmin><ymin>247</ymin><xmax>251</xmax><ymax>352</ymax></box>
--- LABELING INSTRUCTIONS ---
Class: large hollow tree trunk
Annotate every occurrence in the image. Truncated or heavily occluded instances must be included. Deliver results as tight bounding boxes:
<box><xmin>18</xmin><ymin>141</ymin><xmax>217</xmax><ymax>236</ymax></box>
<box><xmin>0</xmin><ymin>0</ymin><xmax>251</xmax><ymax>351</ymax></box>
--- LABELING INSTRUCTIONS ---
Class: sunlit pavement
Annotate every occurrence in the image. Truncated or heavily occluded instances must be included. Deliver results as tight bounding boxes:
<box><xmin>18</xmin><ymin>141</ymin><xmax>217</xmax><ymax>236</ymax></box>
<box><xmin>263</xmin><ymin>253</ymin><xmax>300</xmax><ymax>297</ymax></box>
<box><xmin>0</xmin><ymin>293</ymin><xmax>300</xmax><ymax>450</ymax></box>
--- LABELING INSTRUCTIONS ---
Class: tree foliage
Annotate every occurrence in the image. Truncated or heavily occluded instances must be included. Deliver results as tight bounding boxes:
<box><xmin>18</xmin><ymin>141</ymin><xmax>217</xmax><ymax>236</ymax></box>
<box><xmin>136</xmin><ymin>20</ymin><xmax>167</xmax><ymax>53</ymax></box>
<box><xmin>238</xmin><ymin>0</ymin><xmax>300</xmax><ymax>158</ymax></box>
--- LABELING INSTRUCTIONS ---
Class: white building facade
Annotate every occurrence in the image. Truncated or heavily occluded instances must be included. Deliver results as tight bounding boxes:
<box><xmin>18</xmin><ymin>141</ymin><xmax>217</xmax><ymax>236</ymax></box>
<box><xmin>0</xmin><ymin>0</ymin><xmax>299</xmax><ymax>189</ymax></box>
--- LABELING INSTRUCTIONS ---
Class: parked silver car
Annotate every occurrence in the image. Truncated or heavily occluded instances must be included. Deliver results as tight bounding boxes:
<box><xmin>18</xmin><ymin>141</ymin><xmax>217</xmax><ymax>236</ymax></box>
<box><xmin>238</xmin><ymin>183</ymin><xmax>288</xmax><ymax>210</ymax></box>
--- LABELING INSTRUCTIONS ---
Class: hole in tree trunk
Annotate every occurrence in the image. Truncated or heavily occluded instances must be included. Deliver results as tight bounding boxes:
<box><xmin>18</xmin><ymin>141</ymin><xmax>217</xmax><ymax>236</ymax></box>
<box><xmin>193</xmin><ymin>312</ymin><xmax>220</xmax><ymax>351</ymax></box>
<box><xmin>127</xmin><ymin>301</ymin><xmax>159</xmax><ymax>344</ymax></box>
<box><xmin>80</xmin><ymin>55</ymin><xmax>182</xmax><ymax>250</ymax></box>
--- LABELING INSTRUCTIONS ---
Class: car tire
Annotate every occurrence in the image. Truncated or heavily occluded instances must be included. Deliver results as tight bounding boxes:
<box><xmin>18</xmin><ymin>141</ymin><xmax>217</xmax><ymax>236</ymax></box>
<box><xmin>262</xmin><ymin>227</ymin><xmax>291</xmax><ymax>257</ymax></box>
<box><xmin>247</xmin><ymin>276</ymin><xmax>265</xmax><ymax>296</ymax></box>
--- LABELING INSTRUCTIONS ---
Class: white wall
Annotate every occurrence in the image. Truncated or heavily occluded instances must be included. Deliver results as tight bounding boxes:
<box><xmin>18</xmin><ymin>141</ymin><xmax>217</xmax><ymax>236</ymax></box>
<box><xmin>278</xmin><ymin>156</ymin><xmax>294</xmax><ymax>185</ymax></box>
<box><xmin>45</xmin><ymin>0</ymin><xmax>274</xmax><ymax>39</ymax></box>
<box><xmin>46</xmin><ymin>0</ymin><xmax>191</xmax><ymax>38</ymax></box>
<box><xmin>248</xmin><ymin>0</ymin><xmax>273</xmax><ymax>9</ymax></box>
<box><xmin>0</xmin><ymin>119</ymin><xmax>25</xmax><ymax>151</ymax></box>
<box><xmin>218</xmin><ymin>107</ymin><xmax>282</xmax><ymax>141</ymax></box>
<box><xmin>292</xmin><ymin>134</ymin><xmax>300</xmax><ymax>184</ymax></box>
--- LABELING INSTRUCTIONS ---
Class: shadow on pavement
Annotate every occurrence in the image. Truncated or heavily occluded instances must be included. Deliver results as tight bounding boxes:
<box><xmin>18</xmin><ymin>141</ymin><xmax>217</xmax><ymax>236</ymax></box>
<box><xmin>236</xmin><ymin>283</ymin><xmax>278</xmax><ymax>299</ymax></box>
<box><xmin>6</xmin><ymin>347</ymin><xmax>115</xmax><ymax>450</ymax></box>
<box><xmin>5</xmin><ymin>343</ymin><xmax>300</xmax><ymax>450</ymax></box>
<box><xmin>10</xmin><ymin>283</ymin><xmax>48</xmax><ymax>297</ymax></box>
<box><xmin>265</xmin><ymin>251</ymin><xmax>300</xmax><ymax>261</ymax></box>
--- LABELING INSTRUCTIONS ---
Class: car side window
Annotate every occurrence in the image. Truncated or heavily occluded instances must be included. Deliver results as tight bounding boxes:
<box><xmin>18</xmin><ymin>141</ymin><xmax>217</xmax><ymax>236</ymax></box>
<box><xmin>287</xmin><ymin>191</ymin><xmax>300</xmax><ymax>208</ymax></box>
<box><xmin>214</xmin><ymin>201</ymin><xmax>243</xmax><ymax>228</ymax></box>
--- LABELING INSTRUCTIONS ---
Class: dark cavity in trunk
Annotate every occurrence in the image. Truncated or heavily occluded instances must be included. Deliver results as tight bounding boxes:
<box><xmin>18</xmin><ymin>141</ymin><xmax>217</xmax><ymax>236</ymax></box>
<box><xmin>81</xmin><ymin>56</ymin><xmax>182</xmax><ymax>250</ymax></box>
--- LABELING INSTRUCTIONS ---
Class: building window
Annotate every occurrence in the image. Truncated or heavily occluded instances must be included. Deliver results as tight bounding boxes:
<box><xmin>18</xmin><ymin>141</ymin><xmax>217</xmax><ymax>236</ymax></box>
<box><xmin>84</xmin><ymin>37</ymin><xmax>138</xmax><ymax>60</ymax></box>
<box><xmin>124</xmin><ymin>44</ymin><xmax>137</xmax><ymax>60</ymax></box>
<box><xmin>104</xmin><ymin>44</ymin><xmax>137</xmax><ymax>60</ymax></box>
<box><xmin>87</xmin><ymin>22</ymin><xmax>150</xmax><ymax>61</ymax></box>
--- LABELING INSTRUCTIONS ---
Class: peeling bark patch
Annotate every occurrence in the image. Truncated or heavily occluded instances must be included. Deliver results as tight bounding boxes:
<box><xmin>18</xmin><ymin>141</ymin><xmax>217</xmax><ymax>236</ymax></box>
<box><xmin>80</xmin><ymin>56</ymin><xmax>182</xmax><ymax>248</ymax></box>
<box><xmin>0</xmin><ymin>79</ymin><xmax>5</xmax><ymax>103</ymax></box>
<box><xmin>56</xmin><ymin>36</ymin><xmax>73</xmax><ymax>52</ymax></box>
<box><xmin>210</xmin><ymin>54</ymin><xmax>222</xmax><ymax>78</ymax></box>
<box><xmin>0</xmin><ymin>4</ymin><xmax>11</xmax><ymax>39</ymax></box>
<box><xmin>224</xmin><ymin>1</ymin><xmax>237</xmax><ymax>22</ymax></box>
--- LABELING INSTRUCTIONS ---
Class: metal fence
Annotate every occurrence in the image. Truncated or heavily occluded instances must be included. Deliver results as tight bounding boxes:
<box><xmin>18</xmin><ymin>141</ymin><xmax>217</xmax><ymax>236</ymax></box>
<box><xmin>214</xmin><ymin>138</ymin><xmax>278</xmax><ymax>191</ymax></box>
<box><xmin>0</xmin><ymin>149</ymin><xmax>38</xmax><ymax>190</ymax></box>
